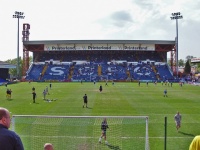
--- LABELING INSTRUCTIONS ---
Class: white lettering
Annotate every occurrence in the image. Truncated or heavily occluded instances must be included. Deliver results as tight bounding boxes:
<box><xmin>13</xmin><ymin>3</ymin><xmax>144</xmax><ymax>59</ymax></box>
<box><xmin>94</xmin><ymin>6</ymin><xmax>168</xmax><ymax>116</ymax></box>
<box><xmin>52</xmin><ymin>46</ymin><xmax>75</xmax><ymax>51</ymax></box>
<box><xmin>124</xmin><ymin>46</ymin><xmax>148</xmax><ymax>50</ymax></box>
<box><xmin>50</xmin><ymin>67</ymin><xmax>64</xmax><ymax>75</ymax></box>
<box><xmin>88</xmin><ymin>46</ymin><xmax>111</xmax><ymax>50</ymax></box>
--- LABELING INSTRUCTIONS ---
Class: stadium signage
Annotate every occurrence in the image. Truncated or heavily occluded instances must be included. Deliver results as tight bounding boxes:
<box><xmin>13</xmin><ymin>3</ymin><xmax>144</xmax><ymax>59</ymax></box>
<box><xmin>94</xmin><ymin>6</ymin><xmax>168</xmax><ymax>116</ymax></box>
<box><xmin>88</xmin><ymin>46</ymin><xmax>111</xmax><ymax>50</ymax></box>
<box><xmin>46</xmin><ymin>46</ymin><xmax>75</xmax><ymax>51</ymax></box>
<box><xmin>191</xmin><ymin>58</ymin><xmax>200</xmax><ymax>63</ymax></box>
<box><xmin>44</xmin><ymin>44</ymin><xmax>155</xmax><ymax>51</ymax></box>
<box><xmin>124</xmin><ymin>46</ymin><xmax>147</xmax><ymax>50</ymax></box>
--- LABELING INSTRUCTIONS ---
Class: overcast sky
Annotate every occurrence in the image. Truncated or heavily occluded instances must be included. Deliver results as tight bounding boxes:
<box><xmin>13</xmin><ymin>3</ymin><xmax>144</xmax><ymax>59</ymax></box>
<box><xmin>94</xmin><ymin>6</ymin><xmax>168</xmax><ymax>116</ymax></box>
<box><xmin>0</xmin><ymin>0</ymin><xmax>200</xmax><ymax>61</ymax></box>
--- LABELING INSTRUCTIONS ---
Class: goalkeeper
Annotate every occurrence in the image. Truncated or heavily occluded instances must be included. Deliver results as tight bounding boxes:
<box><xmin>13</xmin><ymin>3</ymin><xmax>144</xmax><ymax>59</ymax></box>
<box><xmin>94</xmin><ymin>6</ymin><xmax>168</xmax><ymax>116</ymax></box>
<box><xmin>99</xmin><ymin>118</ymin><xmax>109</xmax><ymax>145</ymax></box>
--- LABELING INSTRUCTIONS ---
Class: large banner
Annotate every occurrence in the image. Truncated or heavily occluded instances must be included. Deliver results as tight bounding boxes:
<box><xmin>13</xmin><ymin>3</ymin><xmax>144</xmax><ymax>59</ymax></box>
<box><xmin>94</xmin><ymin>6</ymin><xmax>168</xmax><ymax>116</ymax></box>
<box><xmin>44</xmin><ymin>43</ymin><xmax>155</xmax><ymax>51</ymax></box>
<box><xmin>191</xmin><ymin>58</ymin><xmax>200</xmax><ymax>63</ymax></box>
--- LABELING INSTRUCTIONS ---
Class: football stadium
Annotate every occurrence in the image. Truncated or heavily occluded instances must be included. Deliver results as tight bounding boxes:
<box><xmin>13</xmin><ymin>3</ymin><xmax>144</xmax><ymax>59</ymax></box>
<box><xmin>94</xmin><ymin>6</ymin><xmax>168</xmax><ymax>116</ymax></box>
<box><xmin>0</xmin><ymin>23</ymin><xmax>199</xmax><ymax>150</ymax></box>
<box><xmin>21</xmin><ymin>22</ymin><xmax>178</xmax><ymax>83</ymax></box>
<box><xmin>23</xmin><ymin>39</ymin><xmax>177</xmax><ymax>83</ymax></box>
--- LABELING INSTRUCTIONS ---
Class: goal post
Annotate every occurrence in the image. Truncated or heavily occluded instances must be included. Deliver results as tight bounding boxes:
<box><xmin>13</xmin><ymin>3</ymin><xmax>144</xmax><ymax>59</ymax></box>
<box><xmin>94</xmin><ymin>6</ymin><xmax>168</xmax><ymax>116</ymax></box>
<box><xmin>11</xmin><ymin>115</ymin><xmax>150</xmax><ymax>150</ymax></box>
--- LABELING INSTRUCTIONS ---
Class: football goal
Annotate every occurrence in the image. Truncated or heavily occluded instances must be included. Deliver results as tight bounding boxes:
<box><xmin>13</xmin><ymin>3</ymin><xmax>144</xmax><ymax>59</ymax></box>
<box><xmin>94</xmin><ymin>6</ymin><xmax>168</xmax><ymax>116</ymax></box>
<box><xmin>11</xmin><ymin>115</ymin><xmax>150</xmax><ymax>150</ymax></box>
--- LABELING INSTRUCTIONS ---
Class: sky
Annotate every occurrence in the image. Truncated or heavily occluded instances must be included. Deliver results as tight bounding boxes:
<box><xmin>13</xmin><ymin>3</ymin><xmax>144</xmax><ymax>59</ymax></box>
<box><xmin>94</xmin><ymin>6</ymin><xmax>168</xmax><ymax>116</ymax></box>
<box><xmin>0</xmin><ymin>0</ymin><xmax>200</xmax><ymax>61</ymax></box>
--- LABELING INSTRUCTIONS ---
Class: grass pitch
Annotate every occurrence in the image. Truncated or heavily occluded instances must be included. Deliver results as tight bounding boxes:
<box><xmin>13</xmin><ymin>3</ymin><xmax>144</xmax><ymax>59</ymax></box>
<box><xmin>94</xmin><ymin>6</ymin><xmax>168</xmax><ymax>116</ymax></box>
<box><xmin>0</xmin><ymin>81</ymin><xmax>199</xmax><ymax>149</ymax></box>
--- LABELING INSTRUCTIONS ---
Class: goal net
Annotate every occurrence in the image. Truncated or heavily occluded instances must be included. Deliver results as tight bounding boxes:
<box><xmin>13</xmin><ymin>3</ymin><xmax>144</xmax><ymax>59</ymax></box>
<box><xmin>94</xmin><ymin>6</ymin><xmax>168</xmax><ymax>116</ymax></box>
<box><xmin>11</xmin><ymin>115</ymin><xmax>150</xmax><ymax>150</ymax></box>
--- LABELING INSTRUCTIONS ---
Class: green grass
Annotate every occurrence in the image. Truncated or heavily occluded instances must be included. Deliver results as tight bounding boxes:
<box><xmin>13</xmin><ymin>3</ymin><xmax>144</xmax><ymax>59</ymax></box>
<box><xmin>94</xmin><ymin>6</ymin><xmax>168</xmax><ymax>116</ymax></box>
<box><xmin>1</xmin><ymin>81</ymin><xmax>199</xmax><ymax>149</ymax></box>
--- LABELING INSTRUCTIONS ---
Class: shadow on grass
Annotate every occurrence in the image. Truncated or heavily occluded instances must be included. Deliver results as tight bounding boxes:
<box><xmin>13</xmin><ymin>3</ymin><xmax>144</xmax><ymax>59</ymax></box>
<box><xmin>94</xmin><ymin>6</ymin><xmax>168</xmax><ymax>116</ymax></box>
<box><xmin>107</xmin><ymin>144</ymin><xmax>121</xmax><ymax>150</ymax></box>
<box><xmin>7</xmin><ymin>99</ymin><xmax>13</xmax><ymax>101</ymax></box>
<box><xmin>179</xmin><ymin>131</ymin><xmax>195</xmax><ymax>137</ymax></box>
<box><xmin>31</xmin><ymin>102</ymin><xmax>40</xmax><ymax>104</ymax></box>
<box><xmin>86</xmin><ymin>107</ymin><xmax>92</xmax><ymax>109</ymax></box>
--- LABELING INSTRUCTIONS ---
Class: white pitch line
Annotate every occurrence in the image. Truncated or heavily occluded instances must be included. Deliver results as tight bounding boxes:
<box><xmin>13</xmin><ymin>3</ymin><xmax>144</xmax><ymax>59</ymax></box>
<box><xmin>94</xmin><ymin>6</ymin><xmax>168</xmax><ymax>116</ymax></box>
<box><xmin>19</xmin><ymin>135</ymin><xmax>193</xmax><ymax>139</ymax></box>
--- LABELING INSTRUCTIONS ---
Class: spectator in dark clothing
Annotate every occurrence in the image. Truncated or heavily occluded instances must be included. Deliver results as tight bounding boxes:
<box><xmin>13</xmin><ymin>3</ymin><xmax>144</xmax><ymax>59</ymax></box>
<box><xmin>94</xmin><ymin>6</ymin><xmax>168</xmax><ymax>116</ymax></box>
<box><xmin>0</xmin><ymin>107</ymin><xmax>24</xmax><ymax>150</ymax></box>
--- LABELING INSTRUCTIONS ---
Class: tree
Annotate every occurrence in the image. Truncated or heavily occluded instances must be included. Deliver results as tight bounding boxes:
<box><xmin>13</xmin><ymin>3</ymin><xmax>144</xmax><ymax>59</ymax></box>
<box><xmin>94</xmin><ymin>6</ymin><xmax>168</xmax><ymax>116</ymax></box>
<box><xmin>186</xmin><ymin>55</ymin><xmax>194</xmax><ymax>61</ymax></box>
<box><xmin>29</xmin><ymin>56</ymin><xmax>33</xmax><ymax>64</ymax></box>
<box><xmin>178</xmin><ymin>59</ymin><xmax>185</xmax><ymax>67</ymax></box>
<box><xmin>167</xmin><ymin>58</ymin><xmax>171</xmax><ymax>66</ymax></box>
<box><xmin>184</xmin><ymin>60</ymin><xmax>191</xmax><ymax>74</ymax></box>
<box><xmin>5</xmin><ymin>56</ymin><xmax>33</xmax><ymax>79</ymax></box>
<box><xmin>5</xmin><ymin>57</ymin><xmax>22</xmax><ymax>78</ymax></box>
<box><xmin>197</xmin><ymin>64</ymin><xmax>200</xmax><ymax>73</ymax></box>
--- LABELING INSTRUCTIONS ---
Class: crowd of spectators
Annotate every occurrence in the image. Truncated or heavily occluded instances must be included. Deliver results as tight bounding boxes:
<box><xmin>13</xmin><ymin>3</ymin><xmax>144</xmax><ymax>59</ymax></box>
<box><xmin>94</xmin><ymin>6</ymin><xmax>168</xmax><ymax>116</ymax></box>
<box><xmin>26</xmin><ymin>51</ymin><xmax>174</xmax><ymax>82</ymax></box>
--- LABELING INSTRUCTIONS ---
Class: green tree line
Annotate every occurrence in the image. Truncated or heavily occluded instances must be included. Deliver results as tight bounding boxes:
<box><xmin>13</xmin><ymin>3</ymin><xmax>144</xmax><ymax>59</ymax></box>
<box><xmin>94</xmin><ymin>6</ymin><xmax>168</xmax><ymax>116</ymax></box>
<box><xmin>5</xmin><ymin>56</ymin><xmax>32</xmax><ymax>78</ymax></box>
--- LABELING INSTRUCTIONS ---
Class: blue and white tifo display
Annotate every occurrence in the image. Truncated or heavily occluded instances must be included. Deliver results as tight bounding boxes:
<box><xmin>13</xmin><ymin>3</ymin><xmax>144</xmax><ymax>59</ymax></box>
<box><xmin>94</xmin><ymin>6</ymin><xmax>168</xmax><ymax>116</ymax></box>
<box><xmin>23</xmin><ymin>40</ymin><xmax>176</xmax><ymax>82</ymax></box>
